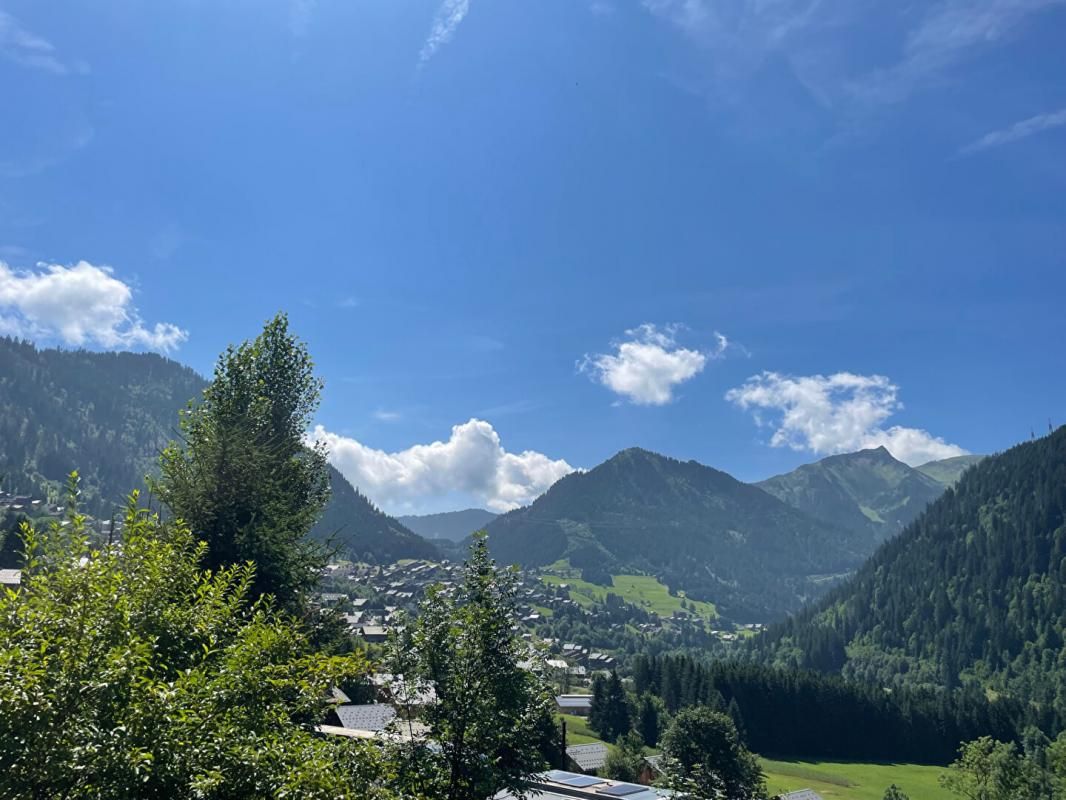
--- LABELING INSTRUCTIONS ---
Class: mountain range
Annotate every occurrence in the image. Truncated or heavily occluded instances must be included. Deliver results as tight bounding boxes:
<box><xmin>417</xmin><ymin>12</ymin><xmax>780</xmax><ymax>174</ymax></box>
<box><xmin>484</xmin><ymin>447</ymin><xmax>873</xmax><ymax>621</ymax></box>
<box><xmin>754</xmin><ymin>426</ymin><xmax>1066</xmax><ymax>730</ymax></box>
<box><xmin>758</xmin><ymin>446</ymin><xmax>958</xmax><ymax>545</ymax></box>
<box><xmin>3</xmin><ymin>337</ymin><xmax>985</xmax><ymax>617</ymax></box>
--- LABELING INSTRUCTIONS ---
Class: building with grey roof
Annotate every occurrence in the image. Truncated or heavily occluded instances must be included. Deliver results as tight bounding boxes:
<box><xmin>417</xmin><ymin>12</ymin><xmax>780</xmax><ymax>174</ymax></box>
<box><xmin>494</xmin><ymin>770</ymin><xmax>673</xmax><ymax>800</ymax></box>
<box><xmin>566</xmin><ymin>743</ymin><xmax>609</xmax><ymax>773</ymax></box>
<box><xmin>332</xmin><ymin>703</ymin><xmax>396</xmax><ymax>732</ymax></box>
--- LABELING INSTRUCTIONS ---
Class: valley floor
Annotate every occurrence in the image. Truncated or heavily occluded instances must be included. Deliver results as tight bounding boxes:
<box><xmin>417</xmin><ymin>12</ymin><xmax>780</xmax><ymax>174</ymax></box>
<box><xmin>760</xmin><ymin>758</ymin><xmax>951</xmax><ymax>800</ymax></box>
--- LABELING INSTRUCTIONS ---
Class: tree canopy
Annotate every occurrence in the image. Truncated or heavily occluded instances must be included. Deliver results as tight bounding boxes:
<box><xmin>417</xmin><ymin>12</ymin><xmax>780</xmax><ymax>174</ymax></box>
<box><xmin>0</xmin><ymin>477</ymin><xmax>390</xmax><ymax>800</ymax></box>
<box><xmin>156</xmin><ymin>313</ymin><xmax>330</xmax><ymax>610</ymax></box>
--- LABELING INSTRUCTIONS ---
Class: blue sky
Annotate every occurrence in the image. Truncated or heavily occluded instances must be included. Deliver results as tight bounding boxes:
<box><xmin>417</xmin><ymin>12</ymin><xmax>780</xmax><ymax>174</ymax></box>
<box><xmin>1</xmin><ymin>0</ymin><xmax>1064</xmax><ymax>514</ymax></box>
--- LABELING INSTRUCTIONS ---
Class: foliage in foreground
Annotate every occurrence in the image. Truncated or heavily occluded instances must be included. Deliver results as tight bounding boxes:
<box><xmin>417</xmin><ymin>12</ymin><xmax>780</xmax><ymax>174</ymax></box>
<box><xmin>940</xmin><ymin>734</ymin><xmax>1066</xmax><ymax>800</ymax></box>
<box><xmin>0</xmin><ymin>481</ymin><xmax>392</xmax><ymax>800</ymax></box>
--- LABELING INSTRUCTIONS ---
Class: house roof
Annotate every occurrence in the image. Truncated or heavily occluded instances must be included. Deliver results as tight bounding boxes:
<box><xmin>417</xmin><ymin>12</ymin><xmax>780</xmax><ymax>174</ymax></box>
<box><xmin>494</xmin><ymin>770</ymin><xmax>672</xmax><ymax>800</ymax></box>
<box><xmin>566</xmin><ymin>743</ymin><xmax>609</xmax><ymax>771</ymax></box>
<box><xmin>556</xmin><ymin>694</ymin><xmax>593</xmax><ymax>709</ymax></box>
<box><xmin>783</xmin><ymin>791</ymin><xmax>824</xmax><ymax>800</ymax></box>
<box><xmin>0</xmin><ymin>569</ymin><xmax>21</xmax><ymax>586</ymax></box>
<box><xmin>334</xmin><ymin>703</ymin><xmax>396</xmax><ymax>731</ymax></box>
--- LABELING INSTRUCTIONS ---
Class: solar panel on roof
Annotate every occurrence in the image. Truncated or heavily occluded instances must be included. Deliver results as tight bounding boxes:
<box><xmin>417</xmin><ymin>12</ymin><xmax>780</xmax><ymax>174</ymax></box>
<box><xmin>557</xmin><ymin>775</ymin><xmax>604</xmax><ymax>788</ymax></box>
<box><xmin>596</xmin><ymin>784</ymin><xmax>645</xmax><ymax>797</ymax></box>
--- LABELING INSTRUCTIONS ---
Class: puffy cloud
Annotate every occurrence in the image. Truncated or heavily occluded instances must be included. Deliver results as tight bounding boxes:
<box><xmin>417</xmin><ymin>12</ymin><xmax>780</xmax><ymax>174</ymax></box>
<box><xmin>0</xmin><ymin>261</ymin><xmax>187</xmax><ymax>352</ymax></box>
<box><xmin>726</xmin><ymin>371</ymin><xmax>968</xmax><ymax>465</ymax></box>
<box><xmin>580</xmin><ymin>324</ymin><xmax>728</xmax><ymax>406</ymax></box>
<box><xmin>311</xmin><ymin>419</ymin><xmax>575</xmax><ymax>513</ymax></box>
<box><xmin>420</xmin><ymin>0</ymin><xmax>470</xmax><ymax>64</ymax></box>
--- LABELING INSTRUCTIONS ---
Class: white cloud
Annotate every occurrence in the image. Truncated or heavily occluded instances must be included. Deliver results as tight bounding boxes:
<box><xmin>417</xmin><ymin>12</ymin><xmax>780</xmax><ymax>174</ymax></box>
<box><xmin>420</xmin><ymin>0</ymin><xmax>471</xmax><ymax>64</ymax></box>
<box><xmin>959</xmin><ymin>107</ymin><xmax>1066</xmax><ymax>155</ymax></box>
<box><xmin>726</xmin><ymin>370</ymin><xmax>968</xmax><ymax>465</ymax></box>
<box><xmin>373</xmin><ymin>410</ymin><xmax>402</xmax><ymax>423</ymax></box>
<box><xmin>641</xmin><ymin>0</ymin><xmax>1064</xmax><ymax>110</ymax></box>
<box><xmin>312</xmin><ymin>419</ymin><xmax>575</xmax><ymax>513</ymax></box>
<box><xmin>856</xmin><ymin>0</ymin><xmax>1066</xmax><ymax>105</ymax></box>
<box><xmin>0</xmin><ymin>11</ymin><xmax>80</xmax><ymax>75</ymax></box>
<box><xmin>0</xmin><ymin>261</ymin><xmax>188</xmax><ymax>352</ymax></box>
<box><xmin>580</xmin><ymin>323</ymin><xmax>729</xmax><ymax>406</ymax></box>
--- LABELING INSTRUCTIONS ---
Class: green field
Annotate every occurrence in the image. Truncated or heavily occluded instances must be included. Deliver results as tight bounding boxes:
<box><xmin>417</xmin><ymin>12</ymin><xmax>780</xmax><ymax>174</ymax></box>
<box><xmin>760</xmin><ymin>758</ymin><xmax>951</xmax><ymax>800</ymax></box>
<box><xmin>558</xmin><ymin>713</ymin><xmax>608</xmax><ymax>746</ymax></box>
<box><xmin>541</xmin><ymin>568</ymin><xmax>716</xmax><ymax>620</ymax></box>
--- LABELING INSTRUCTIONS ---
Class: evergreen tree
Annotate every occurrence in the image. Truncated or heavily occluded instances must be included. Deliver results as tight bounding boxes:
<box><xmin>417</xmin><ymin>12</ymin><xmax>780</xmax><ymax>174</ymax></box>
<box><xmin>385</xmin><ymin>533</ymin><xmax>556</xmax><ymax>800</ymax></box>
<box><xmin>637</xmin><ymin>693</ymin><xmax>663</xmax><ymax>748</ymax></box>
<box><xmin>155</xmin><ymin>314</ymin><xmax>330</xmax><ymax>611</ymax></box>
<box><xmin>882</xmin><ymin>786</ymin><xmax>910</xmax><ymax>800</ymax></box>
<box><xmin>602</xmin><ymin>670</ymin><xmax>633</xmax><ymax>742</ymax></box>
<box><xmin>727</xmin><ymin>696</ymin><xmax>748</xmax><ymax>745</ymax></box>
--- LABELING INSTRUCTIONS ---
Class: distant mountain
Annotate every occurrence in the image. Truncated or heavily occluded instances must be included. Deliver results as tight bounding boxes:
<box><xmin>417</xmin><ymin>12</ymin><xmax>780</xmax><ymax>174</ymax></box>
<box><xmin>757</xmin><ymin>446</ymin><xmax>947</xmax><ymax>544</ymax></box>
<box><xmin>754</xmin><ymin>427</ymin><xmax>1066</xmax><ymax>729</ymax></box>
<box><xmin>398</xmin><ymin>508</ymin><xmax>497</xmax><ymax>541</ymax></box>
<box><xmin>916</xmin><ymin>454</ymin><xmax>985</xmax><ymax>487</ymax></box>
<box><xmin>483</xmin><ymin>447</ymin><xmax>868</xmax><ymax>622</ymax></box>
<box><xmin>0</xmin><ymin>337</ymin><xmax>434</xmax><ymax>563</ymax></box>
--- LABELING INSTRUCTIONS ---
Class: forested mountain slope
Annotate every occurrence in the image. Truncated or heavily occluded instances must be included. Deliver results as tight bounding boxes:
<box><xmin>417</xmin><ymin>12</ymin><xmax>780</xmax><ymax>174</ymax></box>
<box><xmin>0</xmin><ymin>337</ymin><xmax>435</xmax><ymax>563</ymax></box>
<box><xmin>757</xmin><ymin>446</ymin><xmax>947</xmax><ymax>544</ymax></box>
<box><xmin>0</xmin><ymin>336</ymin><xmax>204</xmax><ymax>512</ymax></box>
<box><xmin>484</xmin><ymin>447</ymin><xmax>868</xmax><ymax>621</ymax></box>
<box><xmin>754</xmin><ymin>426</ymin><xmax>1066</xmax><ymax>732</ymax></box>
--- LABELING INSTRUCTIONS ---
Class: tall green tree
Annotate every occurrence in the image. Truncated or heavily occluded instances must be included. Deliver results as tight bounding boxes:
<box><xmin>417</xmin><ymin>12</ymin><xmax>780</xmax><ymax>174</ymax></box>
<box><xmin>386</xmin><ymin>532</ymin><xmax>556</xmax><ymax>800</ymax></box>
<box><xmin>0</xmin><ymin>477</ymin><xmax>389</xmax><ymax>800</ymax></box>
<box><xmin>883</xmin><ymin>785</ymin><xmax>911</xmax><ymax>800</ymax></box>
<box><xmin>658</xmin><ymin>706</ymin><xmax>767</xmax><ymax>800</ymax></box>
<box><xmin>156</xmin><ymin>314</ymin><xmax>330</xmax><ymax>610</ymax></box>
<box><xmin>590</xmin><ymin>670</ymin><xmax>632</xmax><ymax>742</ymax></box>
<box><xmin>637</xmin><ymin>693</ymin><xmax>663</xmax><ymax>748</ymax></box>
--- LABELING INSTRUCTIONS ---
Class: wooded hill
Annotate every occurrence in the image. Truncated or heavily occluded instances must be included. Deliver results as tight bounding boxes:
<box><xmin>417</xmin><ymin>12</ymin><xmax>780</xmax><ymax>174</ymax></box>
<box><xmin>753</xmin><ymin>426</ymin><xmax>1066</xmax><ymax>734</ymax></box>
<box><xmin>0</xmin><ymin>337</ymin><xmax>436</xmax><ymax>563</ymax></box>
<box><xmin>484</xmin><ymin>447</ymin><xmax>870</xmax><ymax>622</ymax></box>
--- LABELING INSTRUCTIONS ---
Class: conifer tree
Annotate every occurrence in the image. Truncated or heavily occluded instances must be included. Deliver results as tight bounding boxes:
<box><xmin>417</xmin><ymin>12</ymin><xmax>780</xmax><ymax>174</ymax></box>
<box><xmin>156</xmin><ymin>314</ymin><xmax>330</xmax><ymax>611</ymax></box>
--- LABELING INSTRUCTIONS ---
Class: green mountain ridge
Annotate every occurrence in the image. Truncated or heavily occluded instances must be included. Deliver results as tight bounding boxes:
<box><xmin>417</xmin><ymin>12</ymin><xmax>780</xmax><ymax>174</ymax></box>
<box><xmin>0</xmin><ymin>337</ymin><xmax>436</xmax><ymax>564</ymax></box>
<box><xmin>483</xmin><ymin>447</ymin><xmax>871</xmax><ymax>622</ymax></box>
<box><xmin>757</xmin><ymin>446</ymin><xmax>949</xmax><ymax>544</ymax></box>
<box><xmin>754</xmin><ymin>426</ymin><xmax>1066</xmax><ymax>732</ymax></box>
<box><xmin>916</xmin><ymin>454</ymin><xmax>986</xmax><ymax>487</ymax></box>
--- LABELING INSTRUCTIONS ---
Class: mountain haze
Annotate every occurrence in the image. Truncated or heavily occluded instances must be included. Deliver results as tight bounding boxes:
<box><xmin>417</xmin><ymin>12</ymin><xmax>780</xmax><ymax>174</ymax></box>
<box><xmin>399</xmin><ymin>508</ymin><xmax>497</xmax><ymax>541</ymax></box>
<box><xmin>484</xmin><ymin>447</ymin><xmax>868</xmax><ymax>621</ymax></box>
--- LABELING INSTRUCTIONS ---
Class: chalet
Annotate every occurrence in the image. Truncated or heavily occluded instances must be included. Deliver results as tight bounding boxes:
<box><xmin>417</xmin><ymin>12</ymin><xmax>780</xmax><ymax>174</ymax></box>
<box><xmin>555</xmin><ymin>694</ymin><xmax>593</xmax><ymax>716</ymax></box>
